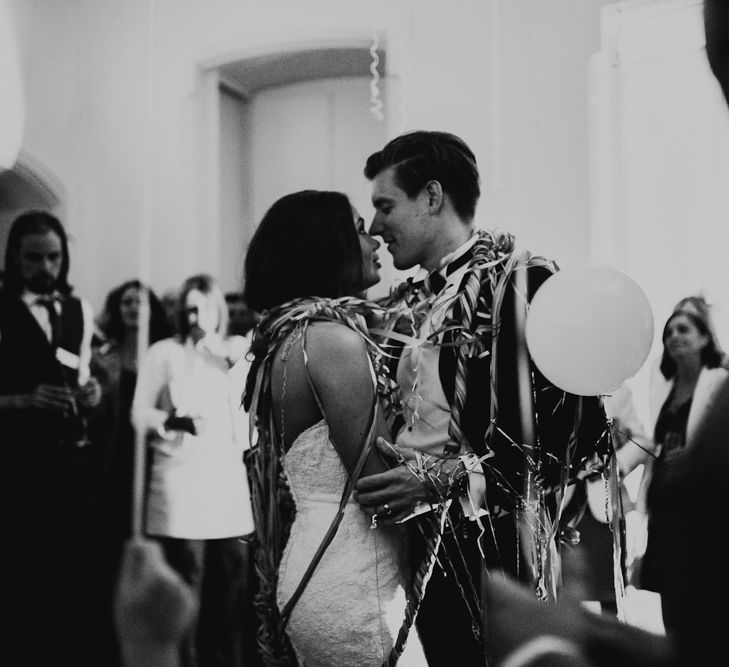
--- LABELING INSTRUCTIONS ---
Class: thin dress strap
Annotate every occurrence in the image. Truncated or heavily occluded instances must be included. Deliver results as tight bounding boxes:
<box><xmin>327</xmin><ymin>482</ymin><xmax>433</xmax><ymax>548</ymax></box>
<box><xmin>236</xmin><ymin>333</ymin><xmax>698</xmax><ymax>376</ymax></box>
<box><xmin>279</xmin><ymin>322</ymin><xmax>379</xmax><ymax>628</ymax></box>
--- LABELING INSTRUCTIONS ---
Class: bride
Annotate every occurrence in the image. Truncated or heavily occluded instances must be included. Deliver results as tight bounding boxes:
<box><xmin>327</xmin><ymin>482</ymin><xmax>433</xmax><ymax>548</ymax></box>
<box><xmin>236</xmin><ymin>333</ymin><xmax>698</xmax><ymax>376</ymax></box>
<box><xmin>243</xmin><ymin>190</ymin><xmax>426</xmax><ymax>666</ymax></box>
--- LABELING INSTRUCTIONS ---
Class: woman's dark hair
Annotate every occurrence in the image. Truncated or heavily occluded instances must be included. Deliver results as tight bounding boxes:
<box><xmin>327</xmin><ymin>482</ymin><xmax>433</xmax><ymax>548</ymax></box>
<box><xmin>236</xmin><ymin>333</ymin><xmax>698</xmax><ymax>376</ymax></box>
<box><xmin>672</xmin><ymin>295</ymin><xmax>726</xmax><ymax>357</ymax></box>
<box><xmin>177</xmin><ymin>273</ymin><xmax>228</xmax><ymax>339</ymax></box>
<box><xmin>98</xmin><ymin>279</ymin><xmax>172</xmax><ymax>345</ymax></box>
<box><xmin>363</xmin><ymin>130</ymin><xmax>481</xmax><ymax>220</ymax></box>
<box><xmin>3</xmin><ymin>210</ymin><xmax>72</xmax><ymax>295</ymax></box>
<box><xmin>659</xmin><ymin>310</ymin><xmax>723</xmax><ymax>378</ymax></box>
<box><xmin>243</xmin><ymin>190</ymin><xmax>363</xmax><ymax>313</ymax></box>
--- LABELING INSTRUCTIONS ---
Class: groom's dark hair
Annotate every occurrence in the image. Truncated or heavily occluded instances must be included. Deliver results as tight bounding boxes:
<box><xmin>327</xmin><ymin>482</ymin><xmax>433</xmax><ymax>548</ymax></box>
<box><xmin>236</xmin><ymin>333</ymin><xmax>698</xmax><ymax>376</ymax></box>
<box><xmin>244</xmin><ymin>190</ymin><xmax>364</xmax><ymax>313</ymax></box>
<box><xmin>364</xmin><ymin>130</ymin><xmax>481</xmax><ymax>220</ymax></box>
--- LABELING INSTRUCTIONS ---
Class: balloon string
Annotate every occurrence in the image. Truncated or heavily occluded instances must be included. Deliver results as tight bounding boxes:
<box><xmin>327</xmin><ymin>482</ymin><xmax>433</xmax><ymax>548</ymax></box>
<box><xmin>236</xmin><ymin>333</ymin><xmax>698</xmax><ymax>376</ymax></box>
<box><xmin>514</xmin><ymin>254</ymin><xmax>556</xmax><ymax>602</ymax></box>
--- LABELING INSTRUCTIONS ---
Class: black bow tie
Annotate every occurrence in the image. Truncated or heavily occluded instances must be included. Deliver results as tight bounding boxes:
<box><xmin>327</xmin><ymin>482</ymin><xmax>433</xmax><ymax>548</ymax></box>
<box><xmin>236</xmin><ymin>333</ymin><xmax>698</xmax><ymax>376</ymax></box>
<box><xmin>35</xmin><ymin>295</ymin><xmax>62</xmax><ymax>346</ymax></box>
<box><xmin>35</xmin><ymin>294</ymin><xmax>61</xmax><ymax>305</ymax></box>
<box><xmin>406</xmin><ymin>270</ymin><xmax>447</xmax><ymax>301</ymax></box>
<box><xmin>415</xmin><ymin>248</ymin><xmax>474</xmax><ymax>298</ymax></box>
<box><xmin>425</xmin><ymin>270</ymin><xmax>447</xmax><ymax>296</ymax></box>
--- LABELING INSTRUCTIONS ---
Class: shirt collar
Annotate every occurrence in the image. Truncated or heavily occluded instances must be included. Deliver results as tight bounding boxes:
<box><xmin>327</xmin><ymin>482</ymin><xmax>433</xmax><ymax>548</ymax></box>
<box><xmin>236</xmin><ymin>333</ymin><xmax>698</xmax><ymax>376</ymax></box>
<box><xmin>411</xmin><ymin>231</ymin><xmax>478</xmax><ymax>285</ymax></box>
<box><xmin>21</xmin><ymin>289</ymin><xmax>62</xmax><ymax>307</ymax></box>
<box><xmin>436</xmin><ymin>231</ymin><xmax>478</xmax><ymax>276</ymax></box>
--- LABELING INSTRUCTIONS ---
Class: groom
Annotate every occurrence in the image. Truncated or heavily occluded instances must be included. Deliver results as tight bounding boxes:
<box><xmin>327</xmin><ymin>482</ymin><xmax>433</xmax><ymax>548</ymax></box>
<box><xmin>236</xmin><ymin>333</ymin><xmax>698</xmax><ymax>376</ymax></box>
<box><xmin>355</xmin><ymin>130</ymin><xmax>610</xmax><ymax>666</ymax></box>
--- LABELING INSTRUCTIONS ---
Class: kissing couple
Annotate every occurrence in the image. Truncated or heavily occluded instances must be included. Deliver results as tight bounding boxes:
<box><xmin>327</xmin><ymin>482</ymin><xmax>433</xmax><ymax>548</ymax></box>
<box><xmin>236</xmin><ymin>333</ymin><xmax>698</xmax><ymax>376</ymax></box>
<box><xmin>243</xmin><ymin>130</ymin><xmax>610</xmax><ymax>667</ymax></box>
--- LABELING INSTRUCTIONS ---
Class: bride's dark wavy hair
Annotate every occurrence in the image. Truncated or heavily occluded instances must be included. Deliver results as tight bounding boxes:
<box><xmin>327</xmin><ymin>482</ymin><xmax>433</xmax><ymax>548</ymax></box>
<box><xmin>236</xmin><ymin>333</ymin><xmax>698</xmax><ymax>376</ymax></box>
<box><xmin>242</xmin><ymin>190</ymin><xmax>364</xmax><ymax>411</ymax></box>
<box><xmin>243</xmin><ymin>190</ymin><xmax>364</xmax><ymax>314</ymax></box>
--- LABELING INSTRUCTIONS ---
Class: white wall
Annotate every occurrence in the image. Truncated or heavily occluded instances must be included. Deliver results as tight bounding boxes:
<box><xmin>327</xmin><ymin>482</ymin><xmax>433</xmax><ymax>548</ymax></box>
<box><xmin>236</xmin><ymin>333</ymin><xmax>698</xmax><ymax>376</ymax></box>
<box><xmin>8</xmin><ymin>0</ymin><xmax>614</xmax><ymax>312</ymax></box>
<box><xmin>248</xmin><ymin>76</ymin><xmax>391</xmax><ymax>296</ymax></box>
<box><xmin>218</xmin><ymin>86</ymin><xmax>252</xmax><ymax>294</ymax></box>
<box><xmin>589</xmin><ymin>0</ymin><xmax>729</xmax><ymax>425</ymax></box>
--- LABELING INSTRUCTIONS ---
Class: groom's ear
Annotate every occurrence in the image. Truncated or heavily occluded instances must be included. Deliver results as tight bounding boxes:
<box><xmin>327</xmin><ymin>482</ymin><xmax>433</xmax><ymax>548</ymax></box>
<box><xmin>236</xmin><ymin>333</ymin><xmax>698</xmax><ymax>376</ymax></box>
<box><xmin>424</xmin><ymin>180</ymin><xmax>444</xmax><ymax>213</ymax></box>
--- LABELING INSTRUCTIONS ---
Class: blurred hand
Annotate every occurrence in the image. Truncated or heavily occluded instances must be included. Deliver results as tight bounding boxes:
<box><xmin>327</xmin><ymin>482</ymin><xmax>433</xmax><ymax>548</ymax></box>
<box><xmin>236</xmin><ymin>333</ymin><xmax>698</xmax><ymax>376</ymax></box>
<box><xmin>164</xmin><ymin>413</ymin><xmax>199</xmax><ymax>436</ymax></box>
<box><xmin>78</xmin><ymin>376</ymin><xmax>102</xmax><ymax>409</ymax></box>
<box><xmin>115</xmin><ymin>538</ymin><xmax>197</xmax><ymax>666</ymax></box>
<box><xmin>27</xmin><ymin>383</ymin><xmax>77</xmax><ymax>416</ymax></box>
<box><xmin>483</xmin><ymin>572</ymin><xmax>591</xmax><ymax>665</ymax></box>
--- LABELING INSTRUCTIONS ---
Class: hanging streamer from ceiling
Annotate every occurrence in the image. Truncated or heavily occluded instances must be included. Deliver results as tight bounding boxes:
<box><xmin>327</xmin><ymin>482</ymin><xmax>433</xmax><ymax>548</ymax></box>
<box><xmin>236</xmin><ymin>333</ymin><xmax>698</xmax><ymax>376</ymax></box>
<box><xmin>369</xmin><ymin>1</ymin><xmax>384</xmax><ymax>122</ymax></box>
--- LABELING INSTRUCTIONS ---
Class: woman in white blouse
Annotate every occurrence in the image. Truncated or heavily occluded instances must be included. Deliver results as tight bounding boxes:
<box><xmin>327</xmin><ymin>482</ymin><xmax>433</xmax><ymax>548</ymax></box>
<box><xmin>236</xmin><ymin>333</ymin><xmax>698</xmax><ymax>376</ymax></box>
<box><xmin>133</xmin><ymin>273</ymin><xmax>253</xmax><ymax>667</ymax></box>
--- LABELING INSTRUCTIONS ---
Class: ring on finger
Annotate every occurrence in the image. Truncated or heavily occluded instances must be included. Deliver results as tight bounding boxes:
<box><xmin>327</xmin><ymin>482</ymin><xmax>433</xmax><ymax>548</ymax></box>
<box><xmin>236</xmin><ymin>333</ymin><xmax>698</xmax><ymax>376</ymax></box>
<box><xmin>370</xmin><ymin>513</ymin><xmax>378</xmax><ymax>530</ymax></box>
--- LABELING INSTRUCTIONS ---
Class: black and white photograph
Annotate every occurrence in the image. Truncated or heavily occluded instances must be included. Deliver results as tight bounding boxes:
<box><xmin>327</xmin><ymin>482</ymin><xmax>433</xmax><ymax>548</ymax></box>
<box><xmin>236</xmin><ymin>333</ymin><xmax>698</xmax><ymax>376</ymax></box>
<box><xmin>1</xmin><ymin>1</ymin><xmax>727</xmax><ymax>665</ymax></box>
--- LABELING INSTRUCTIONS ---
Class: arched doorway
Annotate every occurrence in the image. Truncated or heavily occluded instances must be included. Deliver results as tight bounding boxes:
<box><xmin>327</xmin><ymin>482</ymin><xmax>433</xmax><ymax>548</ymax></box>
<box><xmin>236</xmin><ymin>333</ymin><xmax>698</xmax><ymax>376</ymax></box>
<box><xmin>200</xmin><ymin>45</ymin><xmax>391</xmax><ymax>296</ymax></box>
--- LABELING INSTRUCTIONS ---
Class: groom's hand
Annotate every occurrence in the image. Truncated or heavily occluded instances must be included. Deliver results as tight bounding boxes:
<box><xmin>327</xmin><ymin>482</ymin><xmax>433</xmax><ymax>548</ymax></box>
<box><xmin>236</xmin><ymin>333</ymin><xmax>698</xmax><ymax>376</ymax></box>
<box><xmin>354</xmin><ymin>437</ymin><xmax>432</xmax><ymax>525</ymax></box>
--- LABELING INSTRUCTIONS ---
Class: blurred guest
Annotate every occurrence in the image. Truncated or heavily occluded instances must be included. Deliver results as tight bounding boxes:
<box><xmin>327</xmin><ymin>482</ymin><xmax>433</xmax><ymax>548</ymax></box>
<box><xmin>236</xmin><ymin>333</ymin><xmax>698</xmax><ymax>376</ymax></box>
<box><xmin>161</xmin><ymin>287</ymin><xmax>181</xmax><ymax>335</ymax></box>
<box><xmin>225</xmin><ymin>290</ymin><xmax>258</xmax><ymax>337</ymax></box>
<box><xmin>94</xmin><ymin>278</ymin><xmax>173</xmax><ymax>535</ymax></box>
<box><xmin>625</xmin><ymin>293</ymin><xmax>728</xmax><ymax>592</ymax></box>
<box><xmin>0</xmin><ymin>210</ymin><xmax>104</xmax><ymax>665</ymax></box>
<box><xmin>671</xmin><ymin>294</ymin><xmax>729</xmax><ymax>369</ymax></box>
<box><xmin>635</xmin><ymin>305</ymin><xmax>728</xmax><ymax>631</ymax></box>
<box><xmin>133</xmin><ymin>273</ymin><xmax>254</xmax><ymax>667</ymax></box>
<box><xmin>92</xmin><ymin>279</ymin><xmax>173</xmax><ymax>663</ymax></box>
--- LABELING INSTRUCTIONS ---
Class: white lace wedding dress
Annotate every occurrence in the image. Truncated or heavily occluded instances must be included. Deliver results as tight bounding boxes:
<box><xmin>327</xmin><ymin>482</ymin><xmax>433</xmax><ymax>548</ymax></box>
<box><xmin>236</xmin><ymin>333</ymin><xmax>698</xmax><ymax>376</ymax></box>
<box><xmin>276</xmin><ymin>420</ymin><xmax>427</xmax><ymax>666</ymax></box>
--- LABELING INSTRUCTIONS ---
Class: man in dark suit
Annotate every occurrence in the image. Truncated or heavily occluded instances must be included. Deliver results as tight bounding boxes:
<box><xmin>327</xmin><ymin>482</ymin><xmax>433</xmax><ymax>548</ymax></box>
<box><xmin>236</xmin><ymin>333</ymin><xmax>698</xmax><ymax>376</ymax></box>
<box><xmin>0</xmin><ymin>210</ymin><xmax>104</xmax><ymax>665</ymax></box>
<box><xmin>354</xmin><ymin>130</ymin><xmax>609</xmax><ymax>665</ymax></box>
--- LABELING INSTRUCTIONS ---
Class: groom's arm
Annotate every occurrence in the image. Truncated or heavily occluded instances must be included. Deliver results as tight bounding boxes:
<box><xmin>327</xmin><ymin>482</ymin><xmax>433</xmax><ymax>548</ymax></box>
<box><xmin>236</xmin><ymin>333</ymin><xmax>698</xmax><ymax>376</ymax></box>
<box><xmin>353</xmin><ymin>438</ymin><xmax>467</xmax><ymax>524</ymax></box>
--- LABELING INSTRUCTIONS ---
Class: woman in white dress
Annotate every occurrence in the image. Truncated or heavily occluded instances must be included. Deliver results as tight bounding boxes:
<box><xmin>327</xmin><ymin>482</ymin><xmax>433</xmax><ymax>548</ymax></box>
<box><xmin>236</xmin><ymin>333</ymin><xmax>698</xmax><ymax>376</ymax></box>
<box><xmin>133</xmin><ymin>273</ymin><xmax>254</xmax><ymax>666</ymax></box>
<box><xmin>243</xmin><ymin>190</ymin><xmax>426</xmax><ymax>666</ymax></box>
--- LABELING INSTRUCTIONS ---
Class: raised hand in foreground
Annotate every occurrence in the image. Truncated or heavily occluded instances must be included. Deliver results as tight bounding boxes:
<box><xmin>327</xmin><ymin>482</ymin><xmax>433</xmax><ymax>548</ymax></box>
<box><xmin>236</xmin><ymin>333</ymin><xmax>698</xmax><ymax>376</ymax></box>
<box><xmin>114</xmin><ymin>538</ymin><xmax>198</xmax><ymax>667</ymax></box>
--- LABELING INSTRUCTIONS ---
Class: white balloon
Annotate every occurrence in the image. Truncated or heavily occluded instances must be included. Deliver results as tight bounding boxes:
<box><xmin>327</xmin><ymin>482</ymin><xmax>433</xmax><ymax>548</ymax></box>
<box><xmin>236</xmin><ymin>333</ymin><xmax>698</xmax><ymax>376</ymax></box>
<box><xmin>525</xmin><ymin>265</ymin><xmax>654</xmax><ymax>396</ymax></box>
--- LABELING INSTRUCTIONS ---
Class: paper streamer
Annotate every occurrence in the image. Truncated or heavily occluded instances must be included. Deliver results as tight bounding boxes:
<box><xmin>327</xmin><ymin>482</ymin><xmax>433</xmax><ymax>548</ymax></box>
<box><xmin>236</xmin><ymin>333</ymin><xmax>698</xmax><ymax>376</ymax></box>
<box><xmin>369</xmin><ymin>30</ymin><xmax>384</xmax><ymax>122</ymax></box>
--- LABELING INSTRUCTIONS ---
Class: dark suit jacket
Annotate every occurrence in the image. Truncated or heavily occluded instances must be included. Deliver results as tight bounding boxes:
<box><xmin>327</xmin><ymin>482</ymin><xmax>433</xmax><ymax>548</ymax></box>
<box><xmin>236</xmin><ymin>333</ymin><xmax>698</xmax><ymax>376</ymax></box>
<box><xmin>440</xmin><ymin>262</ymin><xmax>610</xmax><ymax>516</ymax></box>
<box><xmin>0</xmin><ymin>289</ymin><xmax>85</xmax><ymax>454</ymax></box>
<box><xmin>0</xmin><ymin>289</ymin><xmax>98</xmax><ymax>537</ymax></box>
<box><xmin>386</xmin><ymin>255</ymin><xmax>610</xmax><ymax>520</ymax></box>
